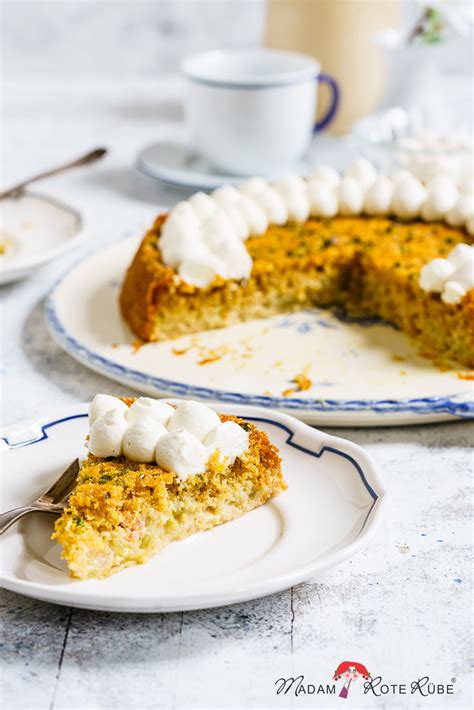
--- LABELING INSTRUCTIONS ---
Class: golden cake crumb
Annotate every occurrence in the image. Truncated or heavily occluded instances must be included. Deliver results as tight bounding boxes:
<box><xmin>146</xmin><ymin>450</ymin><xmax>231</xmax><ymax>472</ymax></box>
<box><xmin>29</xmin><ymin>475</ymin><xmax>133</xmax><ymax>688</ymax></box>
<box><xmin>457</xmin><ymin>371</ymin><xmax>474</xmax><ymax>380</ymax></box>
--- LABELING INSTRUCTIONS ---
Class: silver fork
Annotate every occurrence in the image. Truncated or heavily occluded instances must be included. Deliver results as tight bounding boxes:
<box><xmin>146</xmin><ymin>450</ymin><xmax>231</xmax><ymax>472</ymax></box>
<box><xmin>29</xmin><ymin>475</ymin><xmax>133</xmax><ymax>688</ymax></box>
<box><xmin>0</xmin><ymin>458</ymin><xmax>80</xmax><ymax>534</ymax></box>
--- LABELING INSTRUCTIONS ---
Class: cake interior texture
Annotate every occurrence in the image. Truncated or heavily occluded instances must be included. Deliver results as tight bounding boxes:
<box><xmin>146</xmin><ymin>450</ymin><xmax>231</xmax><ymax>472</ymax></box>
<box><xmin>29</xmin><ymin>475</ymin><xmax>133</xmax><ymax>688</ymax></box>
<box><xmin>120</xmin><ymin>215</ymin><xmax>474</xmax><ymax>367</ymax></box>
<box><xmin>53</xmin><ymin>407</ymin><xmax>285</xmax><ymax>580</ymax></box>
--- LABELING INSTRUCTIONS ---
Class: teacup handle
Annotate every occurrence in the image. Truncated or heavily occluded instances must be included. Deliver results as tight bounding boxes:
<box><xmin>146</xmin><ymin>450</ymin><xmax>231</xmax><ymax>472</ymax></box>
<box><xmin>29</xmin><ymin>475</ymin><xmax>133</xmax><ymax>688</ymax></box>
<box><xmin>314</xmin><ymin>73</ymin><xmax>340</xmax><ymax>132</ymax></box>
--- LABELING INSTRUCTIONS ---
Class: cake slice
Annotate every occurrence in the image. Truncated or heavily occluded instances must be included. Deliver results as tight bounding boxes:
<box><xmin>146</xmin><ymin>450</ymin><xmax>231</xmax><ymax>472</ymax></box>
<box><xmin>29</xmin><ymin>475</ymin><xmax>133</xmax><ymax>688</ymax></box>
<box><xmin>53</xmin><ymin>396</ymin><xmax>286</xmax><ymax>579</ymax></box>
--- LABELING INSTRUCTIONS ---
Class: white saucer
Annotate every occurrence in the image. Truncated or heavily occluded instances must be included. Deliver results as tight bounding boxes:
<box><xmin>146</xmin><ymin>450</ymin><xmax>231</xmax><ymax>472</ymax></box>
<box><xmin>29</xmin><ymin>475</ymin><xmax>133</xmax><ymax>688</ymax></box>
<box><xmin>136</xmin><ymin>139</ymin><xmax>318</xmax><ymax>191</ymax></box>
<box><xmin>0</xmin><ymin>402</ymin><xmax>385</xmax><ymax>612</ymax></box>
<box><xmin>0</xmin><ymin>192</ymin><xmax>85</xmax><ymax>285</ymax></box>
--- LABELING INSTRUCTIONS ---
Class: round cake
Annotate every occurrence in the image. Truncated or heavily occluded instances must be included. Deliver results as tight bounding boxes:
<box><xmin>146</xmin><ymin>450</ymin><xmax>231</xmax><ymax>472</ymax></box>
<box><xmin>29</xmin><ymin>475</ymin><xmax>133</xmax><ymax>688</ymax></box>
<box><xmin>120</xmin><ymin>161</ymin><xmax>474</xmax><ymax>368</ymax></box>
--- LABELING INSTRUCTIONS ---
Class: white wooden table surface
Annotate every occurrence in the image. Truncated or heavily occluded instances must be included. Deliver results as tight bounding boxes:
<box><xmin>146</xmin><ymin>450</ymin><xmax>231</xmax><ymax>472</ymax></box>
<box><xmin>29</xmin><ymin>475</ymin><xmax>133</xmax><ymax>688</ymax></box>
<box><xmin>1</xmin><ymin>78</ymin><xmax>472</xmax><ymax>710</ymax></box>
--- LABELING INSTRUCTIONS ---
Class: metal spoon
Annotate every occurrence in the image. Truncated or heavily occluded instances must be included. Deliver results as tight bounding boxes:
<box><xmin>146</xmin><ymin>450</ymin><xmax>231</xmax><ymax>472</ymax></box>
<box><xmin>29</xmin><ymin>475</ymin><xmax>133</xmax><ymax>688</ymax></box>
<box><xmin>0</xmin><ymin>147</ymin><xmax>107</xmax><ymax>200</ymax></box>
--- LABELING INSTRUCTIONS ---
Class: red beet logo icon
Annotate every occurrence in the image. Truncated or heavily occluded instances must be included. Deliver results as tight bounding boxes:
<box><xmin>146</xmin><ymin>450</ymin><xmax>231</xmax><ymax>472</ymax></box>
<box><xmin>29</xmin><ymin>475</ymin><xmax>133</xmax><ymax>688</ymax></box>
<box><xmin>333</xmin><ymin>661</ymin><xmax>371</xmax><ymax>699</ymax></box>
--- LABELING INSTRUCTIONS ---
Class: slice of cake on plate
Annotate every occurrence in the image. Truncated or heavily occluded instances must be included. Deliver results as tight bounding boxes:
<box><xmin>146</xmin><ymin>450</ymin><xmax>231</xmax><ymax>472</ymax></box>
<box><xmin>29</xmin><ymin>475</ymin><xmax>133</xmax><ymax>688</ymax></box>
<box><xmin>120</xmin><ymin>161</ymin><xmax>474</xmax><ymax>367</ymax></box>
<box><xmin>53</xmin><ymin>395</ymin><xmax>286</xmax><ymax>579</ymax></box>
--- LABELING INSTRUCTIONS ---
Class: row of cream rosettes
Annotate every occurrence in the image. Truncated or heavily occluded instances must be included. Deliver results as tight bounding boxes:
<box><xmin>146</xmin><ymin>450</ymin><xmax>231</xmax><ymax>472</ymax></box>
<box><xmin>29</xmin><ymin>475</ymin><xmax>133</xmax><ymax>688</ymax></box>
<box><xmin>158</xmin><ymin>158</ymin><xmax>474</xmax><ymax>288</ymax></box>
<box><xmin>88</xmin><ymin>395</ymin><xmax>249</xmax><ymax>480</ymax></box>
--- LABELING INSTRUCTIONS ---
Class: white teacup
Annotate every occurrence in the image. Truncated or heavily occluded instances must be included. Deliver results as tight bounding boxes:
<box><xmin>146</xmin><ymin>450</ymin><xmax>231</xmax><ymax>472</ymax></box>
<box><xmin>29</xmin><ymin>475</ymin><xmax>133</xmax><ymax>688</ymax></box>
<box><xmin>182</xmin><ymin>48</ymin><xmax>339</xmax><ymax>176</ymax></box>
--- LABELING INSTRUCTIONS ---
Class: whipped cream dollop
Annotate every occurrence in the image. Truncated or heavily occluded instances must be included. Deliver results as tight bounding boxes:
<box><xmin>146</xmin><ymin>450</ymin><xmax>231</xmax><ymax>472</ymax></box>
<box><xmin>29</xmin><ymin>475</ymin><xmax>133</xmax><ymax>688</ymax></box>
<box><xmin>421</xmin><ymin>176</ymin><xmax>459</xmax><ymax>221</ymax></box>
<box><xmin>446</xmin><ymin>195</ymin><xmax>474</xmax><ymax>228</ymax></box>
<box><xmin>204</xmin><ymin>421</ymin><xmax>250</xmax><ymax>463</ymax></box>
<box><xmin>273</xmin><ymin>175</ymin><xmax>310</xmax><ymax>222</ymax></box>
<box><xmin>158</xmin><ymin>161</ymin><xmax>474</xmax><ymax>289</ymax></box>
<box><xmin>391</xmin><ymin>175</ymin><xmax>427</xmax><ymax>219</ymax></box>
<box><xmin>126</xmin><ymin>397</ymin><xmax>174</xmax><ymax>426</ymax></box>
<box><xmin>310</xmin><ymin>165</ymin><xmax>341</xmax><ymax>189</ymax></box>
<box><xmin>89</xmin><ymin>394</ymin><xmax>128</xmax><ymax>426</ymax></box>
<box><xmin>307</xmin><ymin>178</ymin><xmax>339</xmax><ymax>218</ymax></box>
<box><xmin>364</xmin><ymin>176</ymin><xmax>394</xmax><ymax>215</ymax></box>
<box><xmin>155</xmin><ymin>428</ymin><xmax>209</xmax><ymax>480</ymax></box>
<box><xmin>87</xmin><ymin>395</ymin><xmax>250</xmax><ymax>479</ymax></box>
<box><xmin>123</xmin><ymin>417</ymin><xmax>168</xmax><ymax>463</ymax></box>
<box><xmin>251</xmin><ymin>187</ymin><xmax>288</xmax><ymax>224</ymax></box>
<box><xmin>337</xmin><ymin>176</ymin><xmax>365</xmax><ymax>216</ymax></box>
<box><xmin>167</xmin><ymin>400</ymin><xmax>220</xmax><ymax>441</ymax></box>
<box><xmin>89</xmin><ymin>409</ymin><xmax>128</xmax><ymax>458</ymax></box>
<box><xmin>419</xmin><ymin>243</ymin><xmax>474</xmax><ymax>304</ymax></box>
<box><xmin>345</xmin><ymin>158</ymin><xmax>378</xmax><ymax>190</ymax></box>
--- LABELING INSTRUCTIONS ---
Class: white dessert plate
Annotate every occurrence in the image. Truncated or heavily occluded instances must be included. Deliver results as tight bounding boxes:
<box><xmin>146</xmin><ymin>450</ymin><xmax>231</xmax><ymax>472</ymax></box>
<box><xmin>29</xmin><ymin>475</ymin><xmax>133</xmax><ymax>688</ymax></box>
<box><xmin>45</xmin><ymin>237</ymin><xmax>473</xmax><ymax>426</ymax></box>
<box><xmin>136</xmin><ymin>139</ymin><xmax>317</xmax><ymax>191</ymax></box>
<box><xmin>0</xmin><ymin>192</ymin><xmax>84</xmax><ymax>285</ymax></box>
<box><xmin>0</xmin><ymin>402</ymin><xmax>385</xmax><ymax>612</ymax></box>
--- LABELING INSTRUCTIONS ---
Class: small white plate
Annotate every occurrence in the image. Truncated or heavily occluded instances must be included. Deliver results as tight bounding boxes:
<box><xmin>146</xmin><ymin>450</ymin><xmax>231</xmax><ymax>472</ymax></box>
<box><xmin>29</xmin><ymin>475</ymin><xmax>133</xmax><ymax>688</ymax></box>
<box><xmin>45</xmin><ymin>238</ymin><xmax>474</xmax><ymax>426</ymax></box>
<box><xmin>136</xmin><ymin>139</ymin><xmax>317</xmax><ymax>191</ymax></box>
<box><xmin>0</xmin><ymin>402</ymin><xmax>385</xmax><ymax>612</ymax></box>
<box><xmin>0</xmin><ymin>192</ymin><xmax>84</xmax><ymax>284</ymax></box>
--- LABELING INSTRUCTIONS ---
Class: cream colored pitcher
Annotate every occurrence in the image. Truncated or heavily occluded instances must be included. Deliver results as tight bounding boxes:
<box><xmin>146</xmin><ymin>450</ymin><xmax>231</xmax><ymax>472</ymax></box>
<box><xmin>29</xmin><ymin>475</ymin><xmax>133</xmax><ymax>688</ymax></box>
<box><xmin>264</xmin><ymin>0</ymin><xmax>401</xmax><ymax>134</ymax></box>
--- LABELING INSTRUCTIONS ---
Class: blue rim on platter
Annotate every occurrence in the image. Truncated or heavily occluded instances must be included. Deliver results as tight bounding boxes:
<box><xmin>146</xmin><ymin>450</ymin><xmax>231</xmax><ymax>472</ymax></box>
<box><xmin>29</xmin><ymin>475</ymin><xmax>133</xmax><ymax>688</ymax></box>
<box><xmin>44</xmin><ymin>254</ymin><xmax>473</xmax><ymax>419</ymax></box>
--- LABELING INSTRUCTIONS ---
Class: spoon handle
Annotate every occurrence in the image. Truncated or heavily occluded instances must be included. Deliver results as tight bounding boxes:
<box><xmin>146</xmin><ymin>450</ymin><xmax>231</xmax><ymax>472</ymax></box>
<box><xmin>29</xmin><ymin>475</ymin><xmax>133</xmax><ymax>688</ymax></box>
<box><xmin>0</xmin><ymin>147</ymin><xmax>108</xmax><ymax>200</ymax></box>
